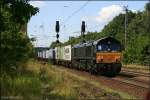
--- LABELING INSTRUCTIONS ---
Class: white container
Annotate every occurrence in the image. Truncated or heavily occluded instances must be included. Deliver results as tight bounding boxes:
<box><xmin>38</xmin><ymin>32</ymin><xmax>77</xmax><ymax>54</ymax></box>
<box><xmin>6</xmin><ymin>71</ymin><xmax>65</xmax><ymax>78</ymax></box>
<box><xmin>49</xmin><ymin>49</ymin><xmax>54</xmax><ymax>59</ymax></box>
<box><xmin>45</xmin><ymin>50</ymin><xmax>50</xmax><ymax>59</ymax></box>
<box><xmin>63</xmin><ymin>45</ymin><xmax>71</xmax><ymax>61</ymax></box>
<box><xmin>55</xmin><ymin>47</ymin><xmax>58</xmax><ymax>60</ymax></box>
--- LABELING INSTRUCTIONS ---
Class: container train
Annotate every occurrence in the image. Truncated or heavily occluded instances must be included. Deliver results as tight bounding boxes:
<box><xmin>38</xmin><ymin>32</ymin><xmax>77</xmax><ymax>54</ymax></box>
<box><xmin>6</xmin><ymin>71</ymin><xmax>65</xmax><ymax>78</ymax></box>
<box><xmin>37</xmin><ymin>37</ymin><xmax>122</xmax><ymax>76</ymax></box>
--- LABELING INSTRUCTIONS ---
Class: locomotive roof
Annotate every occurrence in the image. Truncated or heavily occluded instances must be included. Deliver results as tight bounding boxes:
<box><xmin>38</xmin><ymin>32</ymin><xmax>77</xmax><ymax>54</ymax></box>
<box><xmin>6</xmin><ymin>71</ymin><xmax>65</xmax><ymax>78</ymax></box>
<box><xmin>73</xmin><ymin>40</ymin><xmax>94</xmax><ymax>48</ymax></box>
<box><xmin>93</xmin><ymin>36</ymin><xmax>120</xmax><ymax>44</ymax></box>
<box><xmin>73</xmin><ymin>37</ymin><xmax>120</xmax><ymax>48</ymax></box>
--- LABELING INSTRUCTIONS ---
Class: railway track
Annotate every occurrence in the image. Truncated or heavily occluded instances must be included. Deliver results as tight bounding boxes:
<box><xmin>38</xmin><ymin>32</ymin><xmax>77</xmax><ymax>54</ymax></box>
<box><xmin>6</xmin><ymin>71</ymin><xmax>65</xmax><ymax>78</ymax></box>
<box><xmin>58</xmin><ymin>65</ymin><xmax>149</xmax><ymax>98</ymax></box>
<box><xmin>112</xmin><ymin>76</ymin><xmax>149</xmax><ymax>89</ymax></box>
<box><xmin>118</xmin><ymin>69</ymin><xmax>150</xmax><ymax>89</ymax></box>
<box><xmin>121</xmin><ymin>69</ymin><xmax>150</xmax><ymax>77</ymax></box>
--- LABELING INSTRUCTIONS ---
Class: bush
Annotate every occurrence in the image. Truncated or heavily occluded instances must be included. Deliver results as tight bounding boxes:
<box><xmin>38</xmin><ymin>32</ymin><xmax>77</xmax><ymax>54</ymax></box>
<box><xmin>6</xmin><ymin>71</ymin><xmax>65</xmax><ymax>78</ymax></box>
<box><xmin>0</xmin><ymin>0</ymin><xmax>39</xmax><ymax>75</ymax></box>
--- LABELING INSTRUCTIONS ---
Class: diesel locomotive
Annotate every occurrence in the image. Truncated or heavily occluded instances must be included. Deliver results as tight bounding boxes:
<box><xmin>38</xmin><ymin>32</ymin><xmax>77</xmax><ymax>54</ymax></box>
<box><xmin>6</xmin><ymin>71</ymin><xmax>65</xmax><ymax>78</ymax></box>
<box><xmin>37</xmin><ymin>37</ymin><xmax>122</xmax><ymax>76</ymax></box>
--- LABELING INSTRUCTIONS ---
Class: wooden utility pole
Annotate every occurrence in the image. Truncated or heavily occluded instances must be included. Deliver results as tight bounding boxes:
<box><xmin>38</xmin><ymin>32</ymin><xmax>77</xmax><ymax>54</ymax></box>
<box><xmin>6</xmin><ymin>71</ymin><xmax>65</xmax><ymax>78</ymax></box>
<box><xmin>148</xmin><ymin>1</ymin><xmax>150</xmax><ymax>34</ymax></box>
<box><xmin>148</xmin><ymin>0</ymin><xmax>150</xmax><ymax>68</ymax></box>
<box><xmin>124</xmin><ymin>6</ymin><xmax>128</xmax><ymax>50</ymax></box>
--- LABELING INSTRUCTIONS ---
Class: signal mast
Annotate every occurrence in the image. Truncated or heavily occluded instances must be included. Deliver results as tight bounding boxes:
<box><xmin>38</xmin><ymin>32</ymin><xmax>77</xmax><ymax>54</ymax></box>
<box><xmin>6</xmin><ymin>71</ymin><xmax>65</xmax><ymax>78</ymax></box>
<box><xmin>55</xmin><ymin>21</ymin><xmax>60</xmax><ymax>44</ymax></box>
<box><xmin>81</xmin><ymin>21</ymin><xmax>86</xmax><ymax>43</ymax></box>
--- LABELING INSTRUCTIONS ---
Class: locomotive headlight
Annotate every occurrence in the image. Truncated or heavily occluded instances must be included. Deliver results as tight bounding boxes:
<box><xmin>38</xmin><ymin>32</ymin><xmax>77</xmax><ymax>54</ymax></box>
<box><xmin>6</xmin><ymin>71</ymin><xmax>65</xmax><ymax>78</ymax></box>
<box><xmin>97</xmin><ymin>55</ymin><xmax>103</xmax><ymax>61</ymax></box>
<box><xmin>115</xmin><ymin>56</ymin><xmax>120</xmax><ymax>59</ymax></box>
<box><xmin>97</xmin><ymin>56</ymin><xmax>104</xmax><ymax>63</ymax></box>
<box><xmin>99</xmin><ymin>56</ymin><xmax>103</xmax><ymax>59</ymax></box>
<box><xmin>115</xmin><ymin>56</ymin><xmax>121</xmax><ymax>61</ymax></box>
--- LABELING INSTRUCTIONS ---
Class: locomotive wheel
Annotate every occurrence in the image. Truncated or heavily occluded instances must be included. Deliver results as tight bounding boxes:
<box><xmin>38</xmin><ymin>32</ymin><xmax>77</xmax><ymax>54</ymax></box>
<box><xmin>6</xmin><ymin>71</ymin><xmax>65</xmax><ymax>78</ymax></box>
<box><xmin>66</xmin><ymin>62</ymin><xmax>69</xmax><ymax>67</ymax></box>
<box><xmin>76</xmin><ymin>62</ymin><xmax>80</xmax><ymax>70</ymax></box>
<box><xmin>71</xmin><ymin>62</ymin><xmax>75</xmax><ymax>68</ymax></box>
<box><xmin>90</xmin><ymin>64</ymin><xmax>98</xmax><ymax>75</ymax></box>
<box><xmin>72</xmin><ymin>61</ymin><xmax>78</xmax><ymax>69</ymax></box>
<box><xmin>79</xmin><ymin>62</ymin><xmax>83</xmax><ymax>71</ymax></box>
<box><xmin>82</xmin><ymin>63</ymin><xmax>87</xmax><ymax>71</ymax></box>
<box><xmin>87</xmin><ymin>63</ymin><xmax>91</xmax><ymax>72</ymax></box>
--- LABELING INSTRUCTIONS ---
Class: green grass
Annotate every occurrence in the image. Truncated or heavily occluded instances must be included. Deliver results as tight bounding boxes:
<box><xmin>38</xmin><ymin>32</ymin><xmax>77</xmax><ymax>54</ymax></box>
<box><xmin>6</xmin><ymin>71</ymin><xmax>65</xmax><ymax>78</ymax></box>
<box><xmin>123</xmin><ymin>64</ymin><xmax>149</xmax><ymax>73</ymax></box>
<box><xmin>1</xmin><ymin>73</ymin><xmax>42</xmax><ymax>99</ymax></box>
<box><xmin>1</xmin><ymin>59</ymin><xmax>138</xmax><ymax>99</ymax></box>
<box><xmin>1</xmin><ymin>59</ymin><xmax>78</xmax><ymax>99</ymax></box>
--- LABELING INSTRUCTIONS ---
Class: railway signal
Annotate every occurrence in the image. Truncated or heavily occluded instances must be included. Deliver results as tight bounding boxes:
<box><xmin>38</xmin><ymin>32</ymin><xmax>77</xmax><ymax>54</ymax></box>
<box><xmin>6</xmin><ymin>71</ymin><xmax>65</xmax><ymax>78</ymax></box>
<box><xmin>55</xmin><ymin>21</ymin><xmax>60</xmax><ymax>33</ymax></box>
<box><xmin>55</xmin><ymin>21</ymin><xmax>60</xmax><ymax>44</ymax></box>
<box><xmin>81</xmin><ymin>21</ymin><xmax>86</xmax><ymax>43</ymax></box>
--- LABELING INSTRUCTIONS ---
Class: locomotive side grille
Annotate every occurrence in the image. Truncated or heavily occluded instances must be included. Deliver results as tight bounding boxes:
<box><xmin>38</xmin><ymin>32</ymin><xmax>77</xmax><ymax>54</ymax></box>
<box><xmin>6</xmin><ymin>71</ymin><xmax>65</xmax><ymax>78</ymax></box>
<box><xmin>96</xmin><ymin>52</ymin><xmax>121</xmax><ymax>63</ymax></box>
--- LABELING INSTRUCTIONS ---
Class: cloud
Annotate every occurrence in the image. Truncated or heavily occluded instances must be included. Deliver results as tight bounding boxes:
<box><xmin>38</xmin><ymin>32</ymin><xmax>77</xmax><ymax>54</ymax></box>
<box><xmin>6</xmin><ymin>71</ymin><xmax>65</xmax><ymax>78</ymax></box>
<box><xmin>95</xmin><ymin>5</ymin><xmax>123</xmax><ymax>24</ymax></box>
<box><xmin>29</xmin><ymin>1</ymin><xmax>45</xmax><ymax>8</ymax></box>
<box><xmin>131</xmin><ymin>9</ymin><xmax>137</xmax><ymax>13</ymax></box>
<box><xmin>81</xmin><ymin>5</ymin><xmax>126</xmax><ymax>32</ymax></box>
<box><xmin>82</xmin><ymin>5</ymin><xmax>124</xmax><ymax>23</ymax></box>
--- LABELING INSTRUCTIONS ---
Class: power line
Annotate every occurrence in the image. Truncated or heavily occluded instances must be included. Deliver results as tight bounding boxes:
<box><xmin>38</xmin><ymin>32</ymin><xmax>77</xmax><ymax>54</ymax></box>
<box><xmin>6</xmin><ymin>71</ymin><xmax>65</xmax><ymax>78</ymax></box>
<box><xmin>87</xmin><ymin>24</ymin><xmax>102</xmax><ymax>31</ymax></box>
<box><xmin>60</xmin><ymin>0</ymin><xmax>90</xmax><ymax>26</ymax></box>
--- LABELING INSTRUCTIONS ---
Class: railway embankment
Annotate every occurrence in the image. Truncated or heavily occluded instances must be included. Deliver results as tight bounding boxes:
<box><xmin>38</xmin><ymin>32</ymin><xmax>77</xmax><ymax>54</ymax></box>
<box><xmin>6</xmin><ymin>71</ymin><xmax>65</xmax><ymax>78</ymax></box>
<box><xmin>1</xmin><ymin>59</ymin><xmax>139</xmax><ymax>99</ymax></box>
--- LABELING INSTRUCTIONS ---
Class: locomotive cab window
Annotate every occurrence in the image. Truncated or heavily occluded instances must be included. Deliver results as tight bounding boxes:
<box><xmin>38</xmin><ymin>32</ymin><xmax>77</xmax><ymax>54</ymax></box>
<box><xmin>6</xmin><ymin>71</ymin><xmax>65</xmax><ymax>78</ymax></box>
<box><xmin>97</xmin><ymin>40</ymin><xmax>121</xmax><ymax>52</ymax></box>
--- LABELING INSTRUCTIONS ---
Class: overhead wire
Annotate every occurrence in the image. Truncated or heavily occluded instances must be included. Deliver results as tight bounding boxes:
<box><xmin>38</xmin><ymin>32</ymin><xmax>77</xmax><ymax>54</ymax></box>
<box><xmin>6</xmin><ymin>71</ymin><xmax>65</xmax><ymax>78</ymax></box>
<box><xmin>57</xmin><ymin>0</ymin><xmax>90</xmax><ymax>42</ymax></box>
<box><xmin>87</xmin><ymin>24</ymin><xmax>101</xmax><ymax>31</ymax></box>
<box><xmin>60</xmin><ymin>0</ymin><xmax>90</xmax><ymax>26</ymax></box>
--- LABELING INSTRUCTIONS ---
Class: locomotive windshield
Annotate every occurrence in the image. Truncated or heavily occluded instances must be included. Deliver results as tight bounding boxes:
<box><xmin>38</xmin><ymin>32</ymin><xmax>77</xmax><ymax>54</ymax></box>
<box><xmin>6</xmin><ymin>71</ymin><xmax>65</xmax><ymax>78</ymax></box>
<box><xmin>97</xmin><ymin>41</ymin><xmax>121</xmax><ymax>52</ymax></box>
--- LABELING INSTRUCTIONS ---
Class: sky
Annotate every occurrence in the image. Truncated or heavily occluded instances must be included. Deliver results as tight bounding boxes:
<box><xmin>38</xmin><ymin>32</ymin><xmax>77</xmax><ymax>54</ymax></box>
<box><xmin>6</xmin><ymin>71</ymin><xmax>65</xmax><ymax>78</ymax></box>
<box><xmin>28</xmin><ymin>1</ymin><xmax>148</xmax><ymax>47</ymax></box>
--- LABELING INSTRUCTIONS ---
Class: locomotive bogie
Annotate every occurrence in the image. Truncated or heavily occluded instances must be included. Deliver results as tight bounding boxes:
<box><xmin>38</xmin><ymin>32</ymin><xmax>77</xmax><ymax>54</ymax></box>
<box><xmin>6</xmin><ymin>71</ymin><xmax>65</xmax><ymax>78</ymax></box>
<box><xmin>97</xmin><ymin>63</ymin><xmax>122</xmax><ymax>77</ymax></box>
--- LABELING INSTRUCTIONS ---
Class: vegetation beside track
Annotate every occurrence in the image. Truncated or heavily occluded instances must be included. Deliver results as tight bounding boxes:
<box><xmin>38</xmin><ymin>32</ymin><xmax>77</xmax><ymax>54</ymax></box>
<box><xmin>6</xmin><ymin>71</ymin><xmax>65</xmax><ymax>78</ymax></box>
<box><xmin>1</xmin><ymin>59</ymin><xmax>77</xmax><ymax>99</ymax></box>
<box><xmin>123</xmin><ymin>64</ymin><xmax>149</xmax><ymax>73</ymax></box>
<box><xmin>1</xmin><ymin>59</ymin><xmax>135</xmax><ymax>99</ymax></box>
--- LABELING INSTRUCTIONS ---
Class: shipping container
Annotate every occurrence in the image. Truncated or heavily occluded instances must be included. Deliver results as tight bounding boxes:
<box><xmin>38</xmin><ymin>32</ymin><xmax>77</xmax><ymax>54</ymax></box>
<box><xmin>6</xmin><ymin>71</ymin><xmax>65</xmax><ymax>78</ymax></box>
<box><xmin>55</xmin><ymin>46</ymin><xmax>64</xmax><ymax>60</ymax></box>
<box><xmin>64</xmin><ymin>45</ymin><xmax>72</xmax><ymax>61</ymax></box>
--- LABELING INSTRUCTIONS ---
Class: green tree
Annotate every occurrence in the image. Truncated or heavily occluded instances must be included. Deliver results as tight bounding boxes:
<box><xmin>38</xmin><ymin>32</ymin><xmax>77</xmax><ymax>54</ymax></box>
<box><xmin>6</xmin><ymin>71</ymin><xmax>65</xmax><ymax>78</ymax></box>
<box><xmin>125</xmin><ymin>3</ymin><xmax>150</xmax><ymax>64</ymax></box>
<box><xmin>102</xmin><ymin>11</ymin><xmax>136</xmax><ymax>44</ymax></box>
<box><xmin>0</xmin><ymin>0</ymin><xmax>39</xmax><ymax>74</ymax></box>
